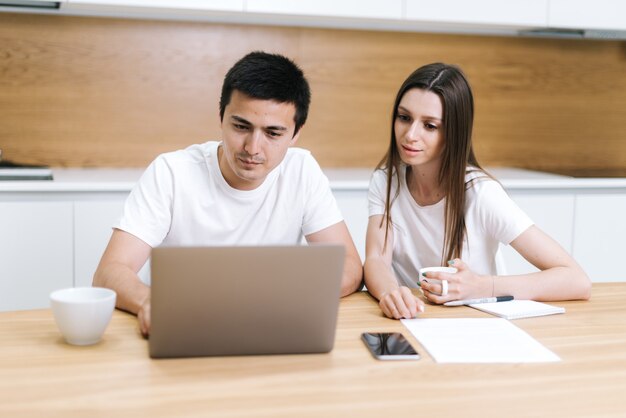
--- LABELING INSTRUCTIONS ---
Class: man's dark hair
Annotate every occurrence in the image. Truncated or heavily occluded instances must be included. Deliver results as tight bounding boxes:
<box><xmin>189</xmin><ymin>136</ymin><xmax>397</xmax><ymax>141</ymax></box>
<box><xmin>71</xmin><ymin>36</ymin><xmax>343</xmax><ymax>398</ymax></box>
<box><xmin>219</xmin><ymin>51</ymin><xmax>311</xmax><ymax>135</ymax></box>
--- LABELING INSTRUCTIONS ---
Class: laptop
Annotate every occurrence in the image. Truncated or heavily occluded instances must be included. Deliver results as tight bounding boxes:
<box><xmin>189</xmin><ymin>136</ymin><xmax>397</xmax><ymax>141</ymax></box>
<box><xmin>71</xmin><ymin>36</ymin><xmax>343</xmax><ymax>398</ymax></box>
<box><xmin>149</xmin><ymin>245</ymin><xmax>345</xmax><ymax>358</ymax></box>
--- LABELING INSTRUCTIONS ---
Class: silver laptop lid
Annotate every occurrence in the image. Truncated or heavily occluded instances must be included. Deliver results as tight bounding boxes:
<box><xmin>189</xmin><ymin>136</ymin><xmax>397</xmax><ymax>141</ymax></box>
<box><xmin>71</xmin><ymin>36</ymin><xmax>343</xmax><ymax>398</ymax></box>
<box><xmin>149</xmin><ymin>245</ymin><xmax>345</xmax><ymax>358</ymax></box>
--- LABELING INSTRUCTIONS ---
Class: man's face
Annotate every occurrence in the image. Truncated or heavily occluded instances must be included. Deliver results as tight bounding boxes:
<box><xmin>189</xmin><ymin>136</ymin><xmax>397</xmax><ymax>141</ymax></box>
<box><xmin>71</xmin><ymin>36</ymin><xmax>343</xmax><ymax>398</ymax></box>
<box><xmin>219</xmin><ymin>90</ymin><xmax>300</xmax><ymax>191</ymax></box>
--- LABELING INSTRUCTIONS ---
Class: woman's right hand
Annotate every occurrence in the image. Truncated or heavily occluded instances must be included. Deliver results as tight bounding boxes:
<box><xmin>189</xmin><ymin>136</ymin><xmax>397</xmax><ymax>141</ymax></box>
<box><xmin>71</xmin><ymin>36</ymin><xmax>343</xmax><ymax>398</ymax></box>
<box><xmin>379</xmin><ymin>286</ymin><xmax>424</xmax><ymax>319</ymax></box>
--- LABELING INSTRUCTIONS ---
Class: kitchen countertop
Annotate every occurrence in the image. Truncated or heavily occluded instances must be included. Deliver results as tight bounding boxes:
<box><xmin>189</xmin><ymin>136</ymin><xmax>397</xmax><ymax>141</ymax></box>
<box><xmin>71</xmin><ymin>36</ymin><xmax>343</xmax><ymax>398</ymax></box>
<box><xmin>1</xmin><ymin>167</ymin><xmax>626</xmax><ymax>192</ymax></box>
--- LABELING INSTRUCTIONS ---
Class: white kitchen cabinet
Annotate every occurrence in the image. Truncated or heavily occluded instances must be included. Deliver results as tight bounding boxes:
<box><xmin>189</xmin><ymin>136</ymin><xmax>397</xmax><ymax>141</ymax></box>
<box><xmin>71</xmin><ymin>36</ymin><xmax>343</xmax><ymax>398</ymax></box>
<box><xmin>66</xmin><ymin>0</ymin><xmax>244</xmax><ymax>12</ymax></box>
<box><xmin>74</xmin><ymin>199</ymin><xmax>125</xmax><ymax>287</ymax></box>
<box><xmin>74</xmin><ymin>196</ymin><xmax>151</xmax><ymax>288</ymax></box>
<box><xmin>499</xmin><ymin>188</ymin><xmax>626</xmax><ymax>282</ymax></box>
<box><xmin>247</xmin><ymin>0</ymin><xmax>402</xmax><ymax>20</ymax></box>
<box><xmin>0</xmin><ymin>0</ymin><xmax>67</xmax><ymax>5</ymax></box>
<box><xmin>498</xmin><ymin>192</ymin><xmax>575</xmax><ymax>276</ymax></box>
<box><xmin>333</xmin><ymin>189</ymin><xmax>369</xmax><ymax>262</ymax></box>
<box><xmin>549</xmin><ymin>0</ymin><xmax>626</xmax><ymax>31</ymax></box>
<box><xmin>1</xmin><ymin>168</ymin><xmax>624</xmax><ymax>311</ymax></box>
<box><xmin>0</xmin><ymin>201</ymin><xmax>73</xmax><ymax>311</ymax></box>
<box><xmin>405</xmin><ymin>0</ymin><xmax>548</xmax><ymax>27</ymax></box>
<box><xmin>573</xmin><ymin>194</ymin><xmax>626</xmax><ymax>282</ymax></box>
<box><xmin>11</xmin><ymin>0</ymin><xmax>625</xmax><ymax>38</ymax></box>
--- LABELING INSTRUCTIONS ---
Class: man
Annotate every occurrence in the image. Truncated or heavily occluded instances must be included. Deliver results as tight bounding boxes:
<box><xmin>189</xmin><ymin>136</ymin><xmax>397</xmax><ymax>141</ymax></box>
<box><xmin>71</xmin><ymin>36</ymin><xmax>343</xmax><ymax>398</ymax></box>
<box><xmin>93</xmin><ymin>51</ymin><xmax>363</xmax><ymax>336</ymax></box>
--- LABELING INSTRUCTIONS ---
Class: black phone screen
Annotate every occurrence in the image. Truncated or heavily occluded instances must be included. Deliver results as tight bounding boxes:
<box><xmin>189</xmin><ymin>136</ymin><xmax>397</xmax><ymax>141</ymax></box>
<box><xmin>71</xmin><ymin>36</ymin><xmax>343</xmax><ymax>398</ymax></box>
<box><xmin>361</xmin><ymin>332</ymin><xmax>420</xmax><ymax>360</ymax></box>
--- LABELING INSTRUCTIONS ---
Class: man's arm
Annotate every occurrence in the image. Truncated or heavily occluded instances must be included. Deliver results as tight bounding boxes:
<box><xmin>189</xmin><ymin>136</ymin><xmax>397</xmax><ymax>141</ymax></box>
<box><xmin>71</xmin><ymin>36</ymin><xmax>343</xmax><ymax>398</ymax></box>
<box><xmin>306</xmin><ymin>221</ymin><xmax>363</xmax><ymax>297</ymax></box>
<box><xmin>92</xmin><ymin>229</ymin><xmax>153</xmax><ymax>336</ymax></box>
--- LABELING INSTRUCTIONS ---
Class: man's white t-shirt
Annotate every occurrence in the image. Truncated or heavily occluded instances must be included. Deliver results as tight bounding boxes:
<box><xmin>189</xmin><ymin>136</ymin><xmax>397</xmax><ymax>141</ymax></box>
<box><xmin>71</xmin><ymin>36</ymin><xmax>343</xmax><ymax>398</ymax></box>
<box><xmin>368</xmin><ymin>166</ymin><xmax>533</xmax><ymax>288</ymax></box>
<box><xmin>116</xmin><ymin>141</ymin><xmax>343</xmax><ymax>247</ymax></box>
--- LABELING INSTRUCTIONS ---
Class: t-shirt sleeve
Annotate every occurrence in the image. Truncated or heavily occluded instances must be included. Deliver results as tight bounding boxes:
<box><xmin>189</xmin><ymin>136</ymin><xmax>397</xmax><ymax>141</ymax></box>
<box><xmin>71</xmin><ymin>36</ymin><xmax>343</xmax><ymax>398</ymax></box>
<box><xmin>114</xmin><ymin>156</ymin><xmax>174</xmax><ymax>247</ymax></box>
<box><xmin>301</xmin><ymin>155</ymin><xmax>343</xmax><ymax>236</ymax></box>
<box><xmin>368</xmin><ymin>169</ymin><xmax>387</xmax><ymax>217</ymax></box>
<box><xmin>473</xmin><ymin>180</ymin><xmax>534</xmax><ymax>245</ymax></box>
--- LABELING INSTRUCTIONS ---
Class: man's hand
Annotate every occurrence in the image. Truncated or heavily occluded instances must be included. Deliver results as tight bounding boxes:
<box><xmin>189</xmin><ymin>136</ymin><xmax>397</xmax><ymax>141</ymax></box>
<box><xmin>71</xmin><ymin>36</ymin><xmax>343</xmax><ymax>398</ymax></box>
<box><xmin>138</xmin><ymin>298</ymin><xmax>151</xmax><ymax>337</ymax></box>
<box><xmin>93</xmin><ymin>229</ymin><xmax>152</xmax><ymax>337</ymax></box>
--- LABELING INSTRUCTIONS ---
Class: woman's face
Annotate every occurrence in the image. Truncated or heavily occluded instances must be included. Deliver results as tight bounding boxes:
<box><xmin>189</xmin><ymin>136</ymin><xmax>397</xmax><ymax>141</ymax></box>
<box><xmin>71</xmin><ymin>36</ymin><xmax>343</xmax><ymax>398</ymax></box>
<box><xmin>394</xmin><ymin>88</ymin><xmax>444</xmax><ymax>169</ymax></box>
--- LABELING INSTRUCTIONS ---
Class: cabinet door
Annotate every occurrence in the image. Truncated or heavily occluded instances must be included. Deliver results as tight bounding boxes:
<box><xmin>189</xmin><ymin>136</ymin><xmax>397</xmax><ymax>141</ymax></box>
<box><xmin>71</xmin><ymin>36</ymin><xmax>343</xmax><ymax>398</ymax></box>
<box><xmin>66</xmin><ymin>0</ymin><xmax>244</xmax><ymax>12</ymax></box>
<box><xmin>573</xmin><ymin>194</ymin><xmax>626</xmax><ymax>282</ymax></box>
<box><xmin>549</xmin><ymin>0</ymin><xmax>626</xmax><ymax>31</ymax></box>
<box><xmin>498</xmin><ymin>192</ymin><xmax>575</xmax><ymax>276</ymax></box>
<box><xmin>247</xmin><ymin>0</ymin><xmax>402</xmax><ymax>19</ymax></box>
<box><xmin>333</xmin><ymin>189</ymin><xmax>369</xmax><ymax>262</ymax></box>
<box><xmin>74</xmin><ymin>199</ymin><xmax>150</xmax><ymax>287</ymax></box>
<box><xmin>406</xmin><ymin>0</ymin><xmax>548</xmax><ymax>26</ymax></box>
<box><xmin>0</xmin><ymin>202</ymin><xmax>73</xmax><ymax>311</ymax></box>
<box><xmin>74</xmin><ymin>200</ymin><xmax>125</xmax><ymax>288</ymax></box>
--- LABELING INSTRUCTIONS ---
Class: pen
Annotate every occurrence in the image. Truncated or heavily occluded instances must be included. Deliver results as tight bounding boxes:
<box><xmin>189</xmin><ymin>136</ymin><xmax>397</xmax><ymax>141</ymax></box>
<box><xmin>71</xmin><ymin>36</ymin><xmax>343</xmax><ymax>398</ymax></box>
<box><xmin>444</xmin><ymin>295</ymin><xmax>514</xmax><ymax>307</ymax></box>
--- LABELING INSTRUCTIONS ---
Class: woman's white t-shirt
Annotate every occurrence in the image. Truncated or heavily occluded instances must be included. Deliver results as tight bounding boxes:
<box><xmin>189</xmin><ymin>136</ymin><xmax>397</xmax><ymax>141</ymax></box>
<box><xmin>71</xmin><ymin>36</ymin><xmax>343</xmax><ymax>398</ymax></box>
<box><xmin>116</xmin><ymin>141</ymin><xmax>343</xmax><ymax>247</ymax></box>
<box><xmin>368</xmin><ymin>166</ymin><xmax>533</xmax><ymax>288</ymax></box>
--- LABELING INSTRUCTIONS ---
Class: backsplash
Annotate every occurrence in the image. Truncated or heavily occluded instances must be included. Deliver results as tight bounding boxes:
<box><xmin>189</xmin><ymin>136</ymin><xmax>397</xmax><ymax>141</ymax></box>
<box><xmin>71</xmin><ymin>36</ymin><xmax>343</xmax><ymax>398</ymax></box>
<box><xmin>1</xmin><ymin>13</ymin><xmax>625</xmax><ymax>176</ymax></box>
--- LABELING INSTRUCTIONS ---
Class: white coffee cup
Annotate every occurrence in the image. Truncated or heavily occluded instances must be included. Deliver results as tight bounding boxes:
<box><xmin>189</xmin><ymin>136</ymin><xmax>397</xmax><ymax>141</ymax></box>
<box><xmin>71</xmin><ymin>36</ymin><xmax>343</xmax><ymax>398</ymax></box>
<box><xmin>418</xmin><ymin>266</ymin><xmax>458</xmax><ymax>295</ymax></box>
<box><xmin>50</xmin><ymin>287</ymin><xmax>116</xmax><ymax>346</ymax></box>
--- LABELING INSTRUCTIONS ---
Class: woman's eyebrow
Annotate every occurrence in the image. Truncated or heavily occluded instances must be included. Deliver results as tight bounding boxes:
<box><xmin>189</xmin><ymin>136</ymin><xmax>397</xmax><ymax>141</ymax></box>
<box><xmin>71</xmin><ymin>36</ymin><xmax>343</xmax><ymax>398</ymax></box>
<box><xmin>397</xmin><ymin>106</ymin><xmax>442</xmax><ymax>121</ymax></box>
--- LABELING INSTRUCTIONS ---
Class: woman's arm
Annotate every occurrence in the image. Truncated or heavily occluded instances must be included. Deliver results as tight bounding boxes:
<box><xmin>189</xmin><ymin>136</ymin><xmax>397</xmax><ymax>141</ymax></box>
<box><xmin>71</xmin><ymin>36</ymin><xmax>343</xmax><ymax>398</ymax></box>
<box><xmin>364</xmin><ymin>215</ymin><xmax>424</xmax><ymax>318</ymax></box>
<box><xmin>498</xmin><ymin>225</ymin><xmax>591</xmax><ymax>301</ymax></box>
<box><xmin>421</xmin><ymin>225</ymin><xmax>591</xmax><ymax>303</ymax></box>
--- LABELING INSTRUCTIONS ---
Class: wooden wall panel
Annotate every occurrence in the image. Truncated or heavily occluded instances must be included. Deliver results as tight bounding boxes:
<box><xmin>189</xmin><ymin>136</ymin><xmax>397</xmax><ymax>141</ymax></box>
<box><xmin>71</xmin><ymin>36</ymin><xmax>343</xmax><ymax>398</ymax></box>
<box><xmin>1</xmin><ymin>13</ymin><xmax>625</xmax><ymax>176</ymax></box>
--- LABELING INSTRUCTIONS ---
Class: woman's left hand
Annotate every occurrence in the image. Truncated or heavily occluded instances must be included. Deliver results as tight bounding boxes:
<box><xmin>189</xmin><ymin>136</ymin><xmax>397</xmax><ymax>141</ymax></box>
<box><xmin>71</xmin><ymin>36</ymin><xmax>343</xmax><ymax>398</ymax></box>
<box><xmin>421</xmin><ymin>259</ymin><xmax>493</xmax><ymax>304</ymax></box>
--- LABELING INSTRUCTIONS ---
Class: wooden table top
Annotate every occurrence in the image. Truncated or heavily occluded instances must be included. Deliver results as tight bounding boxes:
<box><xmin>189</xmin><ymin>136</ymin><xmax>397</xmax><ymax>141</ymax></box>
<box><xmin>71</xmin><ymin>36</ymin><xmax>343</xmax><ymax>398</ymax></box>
<box><xmin>1</xmin><ymin>283</ymin><xmax>625</xmax><ymax>418</ymax></box>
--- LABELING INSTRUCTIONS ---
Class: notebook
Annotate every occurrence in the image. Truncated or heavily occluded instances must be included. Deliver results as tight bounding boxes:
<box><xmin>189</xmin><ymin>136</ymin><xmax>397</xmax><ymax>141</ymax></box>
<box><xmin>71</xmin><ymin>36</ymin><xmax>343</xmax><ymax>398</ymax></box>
<box><xmin>469</xmin><ymin>300</ymin><xmax>565</xmax><ymax>320</ymax></box>
<box><xmin>149</xmin><ymin>244</ymin><xmax>345</xmax><ymax>358</ymax></box>
<box><xmin>401</xmin><ymin>318</ymin><xmax>560</xmax><ymax>363</ymax></box>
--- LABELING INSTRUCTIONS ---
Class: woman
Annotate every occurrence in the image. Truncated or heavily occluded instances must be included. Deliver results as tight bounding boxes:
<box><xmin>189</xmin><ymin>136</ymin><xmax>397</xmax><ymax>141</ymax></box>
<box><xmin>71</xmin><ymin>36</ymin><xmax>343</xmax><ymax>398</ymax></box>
<box><xmin>364</xmin><ymin>63</ymin><xmax>591</xmax><ymax>320</ymax></box>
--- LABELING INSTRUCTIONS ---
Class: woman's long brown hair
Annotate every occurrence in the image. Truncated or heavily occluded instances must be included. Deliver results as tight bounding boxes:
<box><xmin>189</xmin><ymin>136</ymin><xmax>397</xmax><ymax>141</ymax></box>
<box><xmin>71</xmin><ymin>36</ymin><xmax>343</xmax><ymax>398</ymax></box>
<box><xmin>378</xmin><ymin>63</ymin><xmax>487</xmax><ymax>264</ymax></box>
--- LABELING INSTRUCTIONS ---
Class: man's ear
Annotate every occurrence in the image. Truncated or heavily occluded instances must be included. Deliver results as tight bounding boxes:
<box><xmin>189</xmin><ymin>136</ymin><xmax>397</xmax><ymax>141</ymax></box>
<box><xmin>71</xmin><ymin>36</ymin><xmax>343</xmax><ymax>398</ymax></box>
<box><xmin>290</xmin><ymin>125</ymin><xmax>303</xmax><ymax>145</ymax></box>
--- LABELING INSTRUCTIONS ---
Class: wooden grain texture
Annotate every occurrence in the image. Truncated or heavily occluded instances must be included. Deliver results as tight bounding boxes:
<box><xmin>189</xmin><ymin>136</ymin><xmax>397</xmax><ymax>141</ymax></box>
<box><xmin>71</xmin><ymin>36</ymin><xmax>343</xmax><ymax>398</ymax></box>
<box><xmin>0</xmin><ymin>283</ymin><xmax>625</xmax><ymax>417</ymax></box>
<box><xmin>1</xmin><ymin>13</ymin><xmax>625</xmax><ymax>176</ymax></box>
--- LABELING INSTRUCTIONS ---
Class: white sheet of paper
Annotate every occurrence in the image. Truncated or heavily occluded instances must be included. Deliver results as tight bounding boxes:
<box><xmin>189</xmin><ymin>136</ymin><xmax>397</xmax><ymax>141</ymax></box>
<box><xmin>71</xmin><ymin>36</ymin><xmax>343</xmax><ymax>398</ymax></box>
<box><xmin>401</xmin><ymin>318</ymin><xmax>560</xmax><ymax>363</ymax></box>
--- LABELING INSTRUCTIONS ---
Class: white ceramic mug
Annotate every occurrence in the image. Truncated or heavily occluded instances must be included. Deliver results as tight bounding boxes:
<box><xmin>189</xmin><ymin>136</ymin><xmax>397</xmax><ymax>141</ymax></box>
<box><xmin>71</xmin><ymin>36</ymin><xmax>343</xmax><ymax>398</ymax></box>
<box><xmin>418</xmin><ymin>266</ymin><xmax>458</xmax><ymax>296</ymax></box>
<box><xmin>50</xmin><ymin>287</ymin><xmax>116</xmax><ymax>346</ymax></box>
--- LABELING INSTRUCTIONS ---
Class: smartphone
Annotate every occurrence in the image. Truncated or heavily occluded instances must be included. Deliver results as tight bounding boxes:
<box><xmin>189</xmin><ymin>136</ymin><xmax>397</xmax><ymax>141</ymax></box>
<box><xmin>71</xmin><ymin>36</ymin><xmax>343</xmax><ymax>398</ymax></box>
<box><xmin>361</xmin><ymin>332</ymin><xmax>420</xmax><ymax>360</ymax></box>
